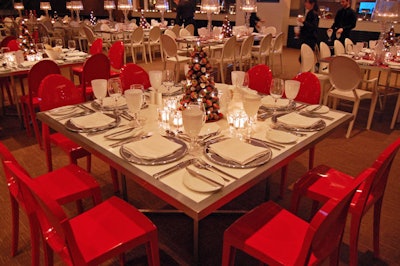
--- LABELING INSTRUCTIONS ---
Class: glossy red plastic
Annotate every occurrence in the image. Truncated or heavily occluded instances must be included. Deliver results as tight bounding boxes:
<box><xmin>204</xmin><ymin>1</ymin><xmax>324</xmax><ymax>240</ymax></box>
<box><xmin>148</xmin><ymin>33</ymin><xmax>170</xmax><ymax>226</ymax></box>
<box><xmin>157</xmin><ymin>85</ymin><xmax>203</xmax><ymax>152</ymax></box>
<box><xmin>108</xmin><ymin>41</ymin><xmax>124</xmax><ymax>78</ymax></box>
<box><xmin>247</xmin><ymin>64</ymin><xmax>273</xmax><ymax>95</ymax></box>
<box><xmin>222</xmin><ymin>168</ymin><xmax>375</xmax><ymax>266</ymax></box>
<box><xmin>290</xmin><ymin>137</ymin><xmax>400</xmax><ymax>265</ymax></box>
<box><xmin>72</xmin><ymin>38</ymin><xmax>104</xmax><ymax>80</ymax></box>
<box><xmin>7</xmin><ymin>39</ymin><xmax>20</xmax><ymax>51</ymax></box>
<box><xmin>292</xmin><ymin>72</ymin><xmax>321</xmax><ymax>104</ymax></box>
<box><xmin>120</xmin><ymin>63</ymin><xmax>151</xmax><ymax>91</ymax></box>
<box><xmin>81</xmin><ymin>53</ymin><xmax>110</xmax><ymax>100</ymax></box>
<box><xmin>0</xmin><ymin>142</ymin><xmax>102</xmax><ymax>266</ymax></box>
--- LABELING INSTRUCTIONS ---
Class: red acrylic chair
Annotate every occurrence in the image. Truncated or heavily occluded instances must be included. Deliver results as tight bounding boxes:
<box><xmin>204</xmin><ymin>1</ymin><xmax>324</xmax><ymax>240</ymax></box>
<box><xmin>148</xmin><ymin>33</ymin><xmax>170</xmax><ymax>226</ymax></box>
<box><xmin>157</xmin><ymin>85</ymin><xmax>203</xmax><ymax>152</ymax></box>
<box><xmin>222</xmin><ymin>167</ymin><xmax>375</xmax><ymax>266</ymax></box>
<box><xmin>109</xmin><ymin>40</ymin><xmax>125</xmax><ymax>78</ymax></box>
<box><xmin>80</xmin><ymin>53</ymin><xmax>110</xmax><ymax>101</ymax></box>
<box><xmin>7</xmin><ymin>39</ymin><xmax>20</xmax><ymax>51</ymax></box>
<box><xmin>20</xmin><ymin>60</ymin><xmax>61</xmax><ymax>147</ymax></box>
<box><xmin>290</xmin><ymin>137</ymin><xmax>400</xmax><ymax>266</ymax></box>
<box><xmin>38</xmin><ymin>74</ymin><xmax>92</xmax><ymax>173</ymax></box>
<box><xmin>71</xmin><ymin>38</ymin><xmax>104</xmax><ymax>83</ymax></box>
<box><xmin>0</xmin><ymin>35</ymin><xmax>17</xmax><ymax>48</ymax></box>
<box><xmin>120</xmin><ymin>63</ymin><xmax>151</xmax><ymax>91</ymax></box>
<box><xmin>11</xmin><ymin>161</ymin><xmax>160</xmax><ymax>266</ymax></box>
<box><xmin>247</xmin><ymin>64</ymin><xmax>273</xmax><ymax>95</ymax></box>
<box><xmin>0</xmin><ymin>142</ymin><xmax>102</xmax><ymax>266</ymax></box>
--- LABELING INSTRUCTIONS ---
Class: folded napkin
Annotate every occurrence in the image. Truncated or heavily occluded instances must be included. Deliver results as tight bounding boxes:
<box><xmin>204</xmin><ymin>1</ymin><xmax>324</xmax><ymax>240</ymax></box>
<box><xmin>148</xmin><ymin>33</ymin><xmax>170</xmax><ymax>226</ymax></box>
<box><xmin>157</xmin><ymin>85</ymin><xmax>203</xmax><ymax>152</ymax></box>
<box><xmin>70</xmin><ymin>112</ymin><xmax>115</xmax><ymax>129</ymax></box>
<box><xmin>64</xmin><ymin>56</ymin><xmax>82</xmax><ymax>62</ymax></box>
<box><xmin>157</xmin><ymin>85</ymin><xmax>182</xmax><ymax>95</ymax></box>
<box><xmin>20</xmin><ymin>61</ymin><xmax>36</xmax><ymax>68</ymax></box>
<box><xmin>198</xmin><ymin>123</ymin><xmax>220</xmax><ymax>137</ymax></box>
<box><xmin>66</xmin><ymin>51</ymin><xmax>87</xmax><ymax>57</ymax></box>
<box><xmin>209</xmin><ymin>138</ymin><xmax>270</xmax><ymax>165</ymax></box>
<box><xmin>261</xmin><ymin>95</ymin><xmax>289</xmax><ymax>108</ymax></box>
<box><xmin>124</xmin><ymin>135</ymin><xmax>182</xmax><ymax>159</ymax></box>
<box><xmin>102</xmin><ymin>97</ymin><xmax>127</xmax><ymax>108</ymax></box>
<box><xmin>356</xmin><ymin>59</ymin><xmax>374</xmax><ymax>65</ymax></box>
<box><xmin>277</xmin><ymin>112</ymin><xmax>322</xmax><ymax>128</ymax></box>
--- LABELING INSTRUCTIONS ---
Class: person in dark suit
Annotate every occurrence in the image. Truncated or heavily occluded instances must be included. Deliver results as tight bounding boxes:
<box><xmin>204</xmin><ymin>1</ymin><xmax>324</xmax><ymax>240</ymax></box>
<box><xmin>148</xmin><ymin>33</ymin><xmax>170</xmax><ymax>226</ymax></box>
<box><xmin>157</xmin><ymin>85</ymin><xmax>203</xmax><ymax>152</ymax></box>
<box><xmin>330</xmin><ymin>0</ymin><xmax>357</xmax><ymax>43</ymax></box>
<box><xmin>249</xmin><ymin>12</ymin><xmax>265</xmax><ymax>33</ymax></box>
<box><xmin>297</xmin><ymin>0</ymin><xmax>320</xmax><ymax>51</ymax></box>
<box><xmin>174</xmin><ymin>0</ymin><xmax>196</xmax><ymax>27</ymax></box>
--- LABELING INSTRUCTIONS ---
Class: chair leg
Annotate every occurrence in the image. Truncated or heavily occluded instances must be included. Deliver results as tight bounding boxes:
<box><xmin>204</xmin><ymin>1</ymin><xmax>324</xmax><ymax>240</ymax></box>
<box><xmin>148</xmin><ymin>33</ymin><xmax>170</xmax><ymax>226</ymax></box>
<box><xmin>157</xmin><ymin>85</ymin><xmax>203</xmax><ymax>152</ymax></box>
<box><xmin>373</xmin><ymin>199</ymin><xmax>383</xmax><ymax>259</ymax></box>
<box><xmin>309</xmin><ymin>147</ymin><xmax>315</xmax><ymax>170</ymax></box>
<box><xmin>366</xmin><ymin>95</ymin><xmax>378</xmax><ymax>130</ymax></box>
<box><xmin>280</xmin><ymin>165</ymin><xmax>288</xmax><ymax>198</ymax></box>
<box><xmin>29</xmin><ymin>107</ymin><xmax>42</xmax><ymax>147</ymax></box>
<box><xmin>110</xmin><ymin>166</ymin><xmax>120</xmax><ymax>193</ymax></box>
<box><xmin>349</xmin><ymin>213</ymin><xmax>362</xmax><ymax>266</ymax></box>
<box><xmin>10</xmin><ymin>197</ymin><xmax>19</xmax><ymax>257</ymax></box>
<box><xmin>86</xmin><ymin>154</ymin><xmax>91</xmax><ymax>173</ymax></box>
<box><xmin>346</xmin><ymin>100</ymin><xmax>360</xmax><ymax>138</ymax></box>
<box><xmin>146</xmin><ymin>231</ymin><xmax>160</xmax><ymax>266</ymax></box>
<box><xmin>221</xmin><ymin>241</ymin><xmax>236</xmax><ymax>266</ymax></box>
<box><xmin>28</xmin><ymin>214</ymin><xmax>40</xmax><ymax>266</ymax></box>
<box><xmin>21</xmin><ymin>102</ymin><xmax>31</xmax><ymax>136</ymax></box>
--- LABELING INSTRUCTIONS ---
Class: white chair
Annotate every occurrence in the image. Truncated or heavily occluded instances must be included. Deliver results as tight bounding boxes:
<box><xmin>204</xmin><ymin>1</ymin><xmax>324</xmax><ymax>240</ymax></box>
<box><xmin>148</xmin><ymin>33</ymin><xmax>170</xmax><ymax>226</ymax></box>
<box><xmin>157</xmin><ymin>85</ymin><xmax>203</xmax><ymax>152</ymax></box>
<box><xmin>318</xmin><ymin>41</ymin><xmax>333</xmax><ymax>102</ymax></box>
<box><xmin>263</xmin><ymin>26</ymin><xmax>276</xmax><ymax>36</ymax></box>
<box><xmin>171</xmin><ymin>24</ymin><xmax>181</xmax><ymax>37</ymax></box>
<box><xmin>160</xmin><ymin>34</ymin><xmax>191</xmax><ymax>82</ymax></box>
<box><xmin>324</xmin><ymin>56</ymin><xmax>378</xmax><ymax>138</ymax></box>
<box><xmin>185</xmin><ymin>24</ymin><xmax>195</xmax><ymax>36</ymax></box>
<box><xmin>83</xmin><ymin>25</ymin><xmax>109</xmax><ymax>51</ymax></box>
<box><xmin>344</xmin><ymin>38</ymin><xmax>354</xmax><ymax>54</ymax></box>
<box><xmin>129</xmin><ymin>27</ymin><xmax>147</xmax><ymax>64</ymax></box>
<box><xmin>270</xmin><ymin>32</ymin><xmax>284</xmax><ymax>75</ymax></box>
<box><xmin>334</xmin><ymin>39</ymin><xmax>345</xmax><ymax>55</ymax></box>
<box><xmin>251</xmin><ymin>33</ymin><xmax>272</xmax><ymax>65</ymax></box>
<box><xmin>209</xmin><ymin>36</ymin><xmax>237</xmax><ymax>84</ymax></box>
<box><xmin>236</xmin><ymin>35</ymin><xmax>254</xmax><ymax>71</ymax></box>
<box><xmin>300</xmin><ymin>43</ymin><xmax>316</xmax><ymax>73</ymax></box>
<box><xmin>147</xmin><ymin>26</ymin><xmax>163</xmax><ymax>63</ymax></box>
<box><xmin>164</xmin><ymin>29</ymin><xmax>176</xmax><ymax>39</ymax></box>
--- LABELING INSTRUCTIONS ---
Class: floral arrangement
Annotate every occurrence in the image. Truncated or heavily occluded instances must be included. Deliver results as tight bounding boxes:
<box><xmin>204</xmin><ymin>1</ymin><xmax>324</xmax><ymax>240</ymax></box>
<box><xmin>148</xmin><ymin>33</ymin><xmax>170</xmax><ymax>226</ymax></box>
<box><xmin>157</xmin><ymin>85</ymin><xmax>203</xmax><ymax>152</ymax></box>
<box><xmin>180</xmin><ymin>45</ymin><xmax>222</xmax><ymax>121</ymax></box>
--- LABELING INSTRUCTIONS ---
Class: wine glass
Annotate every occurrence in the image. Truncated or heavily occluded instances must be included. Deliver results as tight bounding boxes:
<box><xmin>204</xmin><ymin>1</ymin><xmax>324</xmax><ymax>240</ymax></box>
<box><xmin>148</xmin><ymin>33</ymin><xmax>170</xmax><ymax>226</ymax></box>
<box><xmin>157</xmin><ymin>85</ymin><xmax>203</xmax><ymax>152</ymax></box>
<box><xmin>182</xmin><ymin>101</ymin><xmax>206</xmax><ymax>155</ymax></box>
<box><xmin>327</xmin><ymin>29</ymin><xmax>333</xmax><ymax>42</ymax></box>
<box><xmin>242</xmin><ymin>72</ymin><xmax>250</xmax><ymax>91</ymax></box>
<box><xmin>243</xmin><ymin>93</ymin><xmax>261</xmax><ymax>138</ymax></box>
<box><xmin>284</xmin><ymin>80</ymin><xmax>300</xmax><ymax>108</ymax></box>
<box><xmin>54</xmin><ymin>38</ymin><xmax>63</xmax><ymax>48</ymax></box>
<box><xmin>91</xmin><ymin>79</ymin><xmax>108</xmax><ymax>112</ymax></box>
<box><xmin>270</xmin><ymin>78</ymin><xmax>285</xmax><ymax>110</ymax></box>
<box><xmin>231</xmin><ymin>71</ymin><xmax>245</xmax><ymax>88</ymax></box>
<box><xmin>149</xmin><ymin>70</ymin><xmax>163</xmax><ymax>92</ymax></box>
<box><xmin>67</xmin><ymin>40</ymin><xmax>76</xmax><ymax>52</ymax></box>
<box><xmin>162</xmin><ymin>69</ymin><xmax>175</xmax><ymax>92</ymax></box>
<box><xmin>125</xmin><ymin>84</ymin><xmax>144</xmax><ymax>127</ymax></box>
<box><xmin>107</xmin><ymin>77</ymin><xmax>123</xmax><ymax>115</ymax></box>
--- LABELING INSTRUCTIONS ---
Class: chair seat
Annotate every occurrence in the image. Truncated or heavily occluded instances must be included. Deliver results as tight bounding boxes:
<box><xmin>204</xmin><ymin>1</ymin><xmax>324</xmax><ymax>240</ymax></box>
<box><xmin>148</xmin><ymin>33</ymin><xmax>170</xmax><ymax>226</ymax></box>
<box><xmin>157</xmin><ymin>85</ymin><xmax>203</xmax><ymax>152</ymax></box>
<box><xmin>68</xmin><ymin>196</ymin><xmax>157</xmax><ymax>264</ymax></box>
<box><xmin>225</xmin><ymin>201</ymin><xmax>311</xmax><ymax>265</ymax></box>
<box><xmin>166</xmin><ymin>55</ymin><xmax>191</xmax><ymax>63</ymax></box>
<box><xmin>329</xmin><ymin>88</ymin><xmax>373</xmax><ymax>101</ymax></box>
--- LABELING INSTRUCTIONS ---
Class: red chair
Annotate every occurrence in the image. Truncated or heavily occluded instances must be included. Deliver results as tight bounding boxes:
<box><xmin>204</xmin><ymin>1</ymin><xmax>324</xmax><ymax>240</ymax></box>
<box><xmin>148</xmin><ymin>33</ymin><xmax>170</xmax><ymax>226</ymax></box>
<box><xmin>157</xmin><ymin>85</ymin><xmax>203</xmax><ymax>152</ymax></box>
<box><xmin>7</xmin><ymin>39</ymin><xmax>20</xmax><ymax>51</ymax></box>
<box><xmin>20</xmin><ymin>60</ymin><xmax>60</xmax><ymax>147</ymax></box>
<box><xmin>10</xmin><ymin>161</ymin><xmax>160</xmax><ymax>266</ymax></box>
<box><xmin>39</xmin><ymin>74</ymin><xmax>91</xmax><ymax>173</ymax></box>
<box><xmin>222</xmin><ymin>167</ymin><xmax>375</xmax><ymax>266</ymax></box>
<box><xmin>80</xmin><ymin>53</ymin><xmax>110</xmax><ymax>100</ymax></box>
<box><xmin>120</xmin><ymin>63</ymin><xmax>151</xmax><ymax>91</ymax></box>
<box><xmin>109</xmin><ymin>41</ymin><xmax>125</xmax><ymax>78</ymax></box>
<box><xmin>0</xmin><ymin>142</ymin><xmax>102</xmax><ymax>266</ymax></box>
<box><xmin>293</xmin><ymin>71</ymin><xmax>321</xmax><ymax>104</ymax></box>
<box><xmin>247</xmin><ymin>64</ymin><xmax>273</xmax><ymax>95</ymax></box>
<box><xmin>0</xmin><ymin>36</ymin><xmax>17</xmax><ymax>48</ymax></box>
<box><xmin>290</xmin><ymin>137</ymin><xmax>400</xmax><ymax>266</ymax></box>
<box><xmin>72</xmin><ymin>38</ymin><xmax>104</xmax><ymax>83</ymax></box>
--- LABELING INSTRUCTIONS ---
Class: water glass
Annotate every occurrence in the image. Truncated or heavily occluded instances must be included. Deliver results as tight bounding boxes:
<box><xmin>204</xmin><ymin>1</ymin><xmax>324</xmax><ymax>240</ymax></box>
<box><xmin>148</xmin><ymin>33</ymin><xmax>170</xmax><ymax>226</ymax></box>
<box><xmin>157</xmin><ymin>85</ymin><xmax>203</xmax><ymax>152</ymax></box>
<box><xmin>91</xmin><ymin>79</ymin><xmax>108</xmax><ymax>111</ymax></box>
<box><xmin>149</xmin><ymin>70</ymin><xmax>163</xmax><ymax>91</ymax></box>
<box><xmin>284</xmin><ymin>80</ymin><xmax>300</xmax><ymax>107</ymax></box>
<box><xmin>270</xmin><ymin>78</ymin><xmax>285</xmax><ymax>109</ymax></box>
<box><xmin>231</xmin><ymin>71</ymin><xmax>245</xmax><ymax>88</ymax></box>
<box><xmin>107</xmin><ymin>77</ymin><xmax>123</xmax><ymax>114</ymax></box>
<box><xmin>243</xmin><ymin>93</ymin><xmax>261</xmax><ymax>138</ymax></box>
<box><xmin>163</xmin><ymin>69</ymin><xmax>175</xmax><ymax>92</ymax></box>
<box><xmin>125</xmin><ymin>84</ymin><xmax>144</xmax><ymax>126</ymax></box>
<box><xmin>182</xmin><ymin>102</ymin><xmax>206</xmax><ymax>155</ymax></box>
<box><xmin>68</xmin><ymin>40</ymin><xmax>76</xmax><ymax>52</ymax></box>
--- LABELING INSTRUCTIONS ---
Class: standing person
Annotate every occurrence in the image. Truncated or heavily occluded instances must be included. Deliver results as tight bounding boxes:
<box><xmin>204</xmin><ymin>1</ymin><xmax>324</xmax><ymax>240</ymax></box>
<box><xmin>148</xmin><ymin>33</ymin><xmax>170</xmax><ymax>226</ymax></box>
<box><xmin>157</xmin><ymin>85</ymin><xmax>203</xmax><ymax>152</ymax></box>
<box><xmin>297</xmin><ymin>0</ymin><xmax>320</xmax><ymax>51</ymax></box>
<box><xmin>330</xmin><ymin>0</ymin><xmax>357</xmax><ymax>43</ymax></box>
<box><xmin>249</xmin><ymin>12</ymin><xmax>265</xmax><ymax>33</ymax></box>
<box><xmin>174</xmin><ymin>0</ymin><xmax>196</xmax><ymax>28</ymax></box>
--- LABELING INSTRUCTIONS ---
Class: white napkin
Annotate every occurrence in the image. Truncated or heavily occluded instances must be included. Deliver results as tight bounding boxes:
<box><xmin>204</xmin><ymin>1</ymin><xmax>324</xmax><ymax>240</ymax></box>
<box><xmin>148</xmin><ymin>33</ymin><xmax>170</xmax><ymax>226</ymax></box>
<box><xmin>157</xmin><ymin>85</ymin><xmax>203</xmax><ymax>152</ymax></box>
<box><xmin>102</xmin><ymin>97</ymin><xmax>127</xmax><ymax>107</ymax></box>
<box><xmin>198</xmin><ymin>123</ymin><xmax>220</xmax><ymax>137</ymax></box>
<box><xmin>157</xmin><ymin>85</ymin><xmax>182</xmax><ymax>95</ymax></box>
<box><xmin>20</xmin><ymin>61</ymin><xmax>36</xmax><ymax>68</ymax></box>
<box><xmin>355</xmin><ymin>59</ymin><xmax>374</xmax><ymax>65</ymax></box>
<box><xmin>209</xmin><ymin>138</ymin><xmax>270</xmax><ymax>165</ymax></box>
<box><xmin>261</xmin><ymin>95</ymin><xmax>289</xmax><ymax>108</ymax></box>
<box><xmin>70</xmin><ymin>112</ymin><xmax>115</xmax><ymax>129</ymax></box>
<box><xmin>66</xmin><ymin>51</ymin><xmax>87</xmax><ymax>57</ymax></box>
<box><xmin>124</xmin><ymin>135</ymin><xmax>182</xmax><ymax>159</ymax></box>
<box><xmin>277</xmin><ymin>112</ymin><xmax>322</xmax><ymax>128</ymax></box>
<box><xmin>64</xmin><ymin>56</ymin><xmax>82</xmax><ymax>62</ymax></box>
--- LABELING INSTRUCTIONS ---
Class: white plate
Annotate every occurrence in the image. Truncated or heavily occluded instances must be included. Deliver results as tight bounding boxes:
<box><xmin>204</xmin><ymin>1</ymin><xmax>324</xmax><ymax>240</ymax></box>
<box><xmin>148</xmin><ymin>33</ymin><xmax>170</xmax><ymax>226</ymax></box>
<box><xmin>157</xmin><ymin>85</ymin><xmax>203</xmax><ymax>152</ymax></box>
<box><xmin>266</xmin><ymin>130</ymin><xmax>298</xmax><ymax>144</ymax></box>
<box><xmin>104</xmin><ymin>126</ymin><xmax>142</xmax><ymax>140</ymax></box>
<box><xmin>48</xmin><ymin>105</ymin><xmax>77</xmax><ymax>116</ymax></box>
<box><xmin>261</xmin><ymin>96</ymin><xmax>290</xmax><ymax>109</ymax></box>
<box><xmin>305</xmin><ymin>104</ymin><xmax>330</xmax><ymax>114</ymax></box>
<box><xmin>183</xmin><ymin>166</ymin><xmax>224</xmax><ymax>193</ymax></box>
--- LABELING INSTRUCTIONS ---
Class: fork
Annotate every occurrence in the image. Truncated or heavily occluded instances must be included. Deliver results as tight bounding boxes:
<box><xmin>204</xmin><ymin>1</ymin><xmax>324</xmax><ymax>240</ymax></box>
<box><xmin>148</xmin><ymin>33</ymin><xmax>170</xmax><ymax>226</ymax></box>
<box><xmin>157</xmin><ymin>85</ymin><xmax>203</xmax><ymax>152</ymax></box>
<box><xmin>193</xmin><ymin>159</ymin><xmax>238</xmax><ymax>181</ymax></box>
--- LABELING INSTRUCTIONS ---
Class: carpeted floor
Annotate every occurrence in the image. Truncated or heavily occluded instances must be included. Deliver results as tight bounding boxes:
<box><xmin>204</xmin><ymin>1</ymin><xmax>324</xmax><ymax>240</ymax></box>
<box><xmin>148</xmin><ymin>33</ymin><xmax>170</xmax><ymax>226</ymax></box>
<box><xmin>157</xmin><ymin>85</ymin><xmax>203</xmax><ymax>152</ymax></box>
<box><xmin>0</xmin><ymin>48</ymin><xmax>399</xmax><ymax>265</ymax></box>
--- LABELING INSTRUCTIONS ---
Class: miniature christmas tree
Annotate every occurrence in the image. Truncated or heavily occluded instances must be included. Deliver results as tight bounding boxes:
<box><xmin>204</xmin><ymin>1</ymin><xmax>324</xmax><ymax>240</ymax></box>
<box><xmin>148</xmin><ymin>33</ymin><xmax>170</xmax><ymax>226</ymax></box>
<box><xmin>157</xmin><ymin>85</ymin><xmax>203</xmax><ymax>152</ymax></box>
<box><xmin>221</xmin><ymin>16</ymin><xmax>232</xmax><ymax>38</ymax></box>
<box><xmin>180</xmin><ymin>45</ymin><xmax>222</xmax><ymax>121</ymax></box>
<box><xmin>18</xmin><ymin>21</ymin><xmax>35</xmax><ymax>55</ymax></box>
<box><xmin>140</xmin><ymin>10</ymin><xmax>148</xmax><ymax>29</ymax></box>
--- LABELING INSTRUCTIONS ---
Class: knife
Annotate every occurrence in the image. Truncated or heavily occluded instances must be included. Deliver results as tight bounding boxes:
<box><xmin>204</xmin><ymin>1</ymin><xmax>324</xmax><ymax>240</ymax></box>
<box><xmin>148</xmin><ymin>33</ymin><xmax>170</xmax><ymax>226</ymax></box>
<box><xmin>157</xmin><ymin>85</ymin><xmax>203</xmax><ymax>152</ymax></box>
<box><xmin>186</xmin><ymin>166</ymin><xmax>225</xmax><ymax>187</ymax></box>
<box><xmin>153</xmin><ymin>159</ymin><xmax>194</xmax><ymax>179</ymax></box>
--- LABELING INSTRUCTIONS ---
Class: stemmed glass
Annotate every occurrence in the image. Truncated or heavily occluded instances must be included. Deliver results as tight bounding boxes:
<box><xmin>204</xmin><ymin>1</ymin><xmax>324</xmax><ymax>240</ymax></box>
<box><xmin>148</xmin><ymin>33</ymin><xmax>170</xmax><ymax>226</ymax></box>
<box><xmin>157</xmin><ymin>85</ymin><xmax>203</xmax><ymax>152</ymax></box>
<box><xmin>149</xmin><ymin>70</ymin><xmax>163</xmax><ymax>91</ymax></box>
<box><xmin>243</xmin><ymin>93</ymin><xmax>262</xmax><ymax>138</ymax></box>
<box><xmin>68</xmin><ymin>40</ymin><xmax>76</xmax><ymax>52</ymax></box>
<box><xmin>162</xmin><ymin>69</ymin><xmax>175</xmax><ymax>92</ymax></box>
<box><xmin>182</xmin><ymin>101</ymin><xmax>206</xmax><ymax>155</ymax></box>
<box><xmin>107</xmin><ymin>77</ymin><xmax>123</xmax><ymax>115</ymax></box>
<box><xmin>270</xmin><ymin>78</ymin><xmax>285</xmax><ymax>110</ymax></box>
<box><xmin>231</xmin><ymin>71</ymin><xmax>245</xmax><ymax>88</ymax></box>
<box><xmin>91</xmin><ymin>79</ymin><xmax>108</xmax><ymax>112</ymax></box>
<box><xmin>242</xmin><ymin>72</ymin><xmax>250</xmax><ymax>91</ymax></box>
<box><xmin>125</xmin><ymin>84</ymin><xmax>144</xmax><ymax>127</ymax></box>
<box><xmin>327</xmin><ymin>28</ymin><xmax>333</xmax><ymax>42</ymax></box>
<box><xmin>284</xmin><ymin>80</ymin><xmax>300</xmax><ymax>108</ymax></box>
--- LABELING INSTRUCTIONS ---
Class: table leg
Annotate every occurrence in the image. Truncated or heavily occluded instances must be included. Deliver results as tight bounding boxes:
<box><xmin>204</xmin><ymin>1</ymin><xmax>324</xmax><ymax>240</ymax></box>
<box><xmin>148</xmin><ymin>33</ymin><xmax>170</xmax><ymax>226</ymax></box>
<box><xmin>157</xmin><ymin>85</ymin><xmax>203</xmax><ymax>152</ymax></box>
<box><xmin>193</xmin><ymin>219</ymin><xmax>199</xmax><ymax>264</ymax></box>
<box><xmin>121</xmin><ymin>174</ymin><xmax>128</xmax><ymax>201</ymax></box>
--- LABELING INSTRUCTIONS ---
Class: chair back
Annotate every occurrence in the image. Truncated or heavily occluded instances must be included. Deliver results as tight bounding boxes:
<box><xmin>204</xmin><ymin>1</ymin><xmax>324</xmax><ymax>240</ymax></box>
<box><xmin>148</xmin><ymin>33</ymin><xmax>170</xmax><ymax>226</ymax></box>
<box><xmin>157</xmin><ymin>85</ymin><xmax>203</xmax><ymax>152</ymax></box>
<box><xmin>247</xmin><ymin>64</ymin><xmax>272</xmax><ymax>94</ymax></box>
<box><xmin>90</xmin><ymin>38</ymin><xmax>103</xmax><ymax>55</ymax></box>
<box><xmin>28</xmin><ymin>60</ymin><xmax>61</xmax><ymax>100</ymax></box>
<box><xmin>333</xmin><ymin>40</ymin><xmax>345</xmax><ymax>55</ymax></box>
<box><xmin>179</xmin><ymin>28</ymin><xmax>191</xmax><ymax>37</ymax></box>
<box><xmin>164</xmin><ymin>29</ymin><xmax>176</xmax><ymax>39</ymax></box>
<box><xmin>329</xmin><ymin>55</ymin><xmax>361</xmax><ymax>92</ymax></box>
<box><xmin>239</xmin><ymin>35</ymin><xmax>254</xmax><ymax>60</ymax></box>
<box><xmin>131</xmin><ymin>27</ymin><xmax>144</xmax><ymax>44</ymax></box>
<box><xmin>82</xmin><ymin>53</ymin><xmax>110</xmax><ymax>100</ymax></box>
<box><xmin>83</xmin><ymin>25</ymin><xmax>96</xmax><ymax>45</ymax></box>
<box><xmin>221</xmin><ymin>36</ymin><xmax>236</xmax><ymax>61</ymax></box>
<box><xmin>148</xmin><ymin>26</ymin><xmax>161</xmax><ymax>43</ymax></box>
<box><xmin>171</xmin><ymin>24</ymin><xmax>181</xmax><ymax>36</ymax></box>
<box><xmin>160</xmin><ymin>34</ymin><xmax>178</xmax><ymax>58</ymax></box>
<box><xmin>0</xmin><ymin>35</ymin><xmax>17</xmax><ymax>47</ymax></box>
<box><xmin>293</xmin><ymin>72</ymin><xmax>321</xmax><ymax>104</ymax></box>
<box><xmin>185</xmin><ymin>24</ymin><xmax>195</xmax><ymax>36</ymax></box>
<box><xmin>319</xmin><ymin>41</ymin><xmax>331</xmax><ymax>74</ymax></box>
<box><xmin>300</xmin><ymin>43</ymin><xmax>316</xmax><ymax>73</ymax></box>
<box><xmin>263</xmin><ymin>26</ymin><xmax>277</xmax><ymax>36</ymax></box>
<box><xmin>39</xmin><ymin>74</ymin><xmax>83</xmax><ymax>111</ymax></box>
<box><xmin>344</xmin><ymin>38</ymin><xmax>354</xmax><ymax>53</ymax></box>
<box><xmin>120</xmin><ymin>63</ymin><xmax>151</xmax><ymax>91</ymax></box>
<box><xmin>352</xmin><ymin>138</ymin><xmax>400</xmax><ymax>215</ymax></box>
<box><xmin>108</xmin><ymin>41</ymin><xmax>124</xmax><ymax>70</ymax></box>
<box><xmin>258</xmin><ymin>33</ymin><xmax>272</xmax><ymax>57</ymax></box>
<box><xmin>272</xmin><ymin>32</ymin><xmax>283</xmax><ymax>54</ymax></box>
<box><xmin>7</xmin><ymin>39</ymin><xmax>20</xmax><ymax>51</ymax></box>
<box><xmin>296</xmin><ymin>168</ymin><xmax>376</xmax><ymax>265</ymax></box>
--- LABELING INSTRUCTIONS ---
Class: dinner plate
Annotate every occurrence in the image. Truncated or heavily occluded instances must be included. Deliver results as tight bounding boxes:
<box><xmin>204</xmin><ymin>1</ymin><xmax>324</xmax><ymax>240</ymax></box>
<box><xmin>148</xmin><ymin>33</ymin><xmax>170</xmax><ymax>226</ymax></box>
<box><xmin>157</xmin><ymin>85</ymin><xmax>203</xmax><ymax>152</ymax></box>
<box><xmin>104</xmin><ymin>126</ymin><xmax>141</xmax><ymax>140</ymax></box>
<box><xmin>91</xmin><ymin>99</ymin><xmax>128</xmax><ymax>111</ymax></box>
<box><xmin>261</xmin><ymin>96</ymin><xmax>293</xmax><ymax>111</ymax></box>
<box><xmin>149</xmin><ymin>86</ymin><xmax>183</xmax><ymax>96</ymax></box>
<box><xmin>119</xmin><ymin>136</ymin><xmax>188</xmax><ymax>165</ymax></box>
<box><xmin>48</xmin><ymin>105</ymin><xmax>78</xmax><ymax>116</ymax></box>
<box><xmin>204</xmin><ymin>138</ymin><xmax>272</xmax><ymax>168</ymax></box>
<box><xmin>305</xmin><ymin>104</ymin><xmax>330</xmax><ymax>114</ymax></box>
<box><xmin>65</xmin><ymin>113</ymin><xmax>120</xmax><ymax>133</ymax></box>
<box><xmin>266</xmin><ymin>129</ymin><xmax>298</xmax><ymax>144</ymax></box>
<box><xmin>272</xmin><ymin>115</ymin><xmax>326</xmax><ymax>132</ymax></box>
<box><xmin>183</xmin><ymin>166</ymin><xmax>224</xmax><ymax>192</ymax></box>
